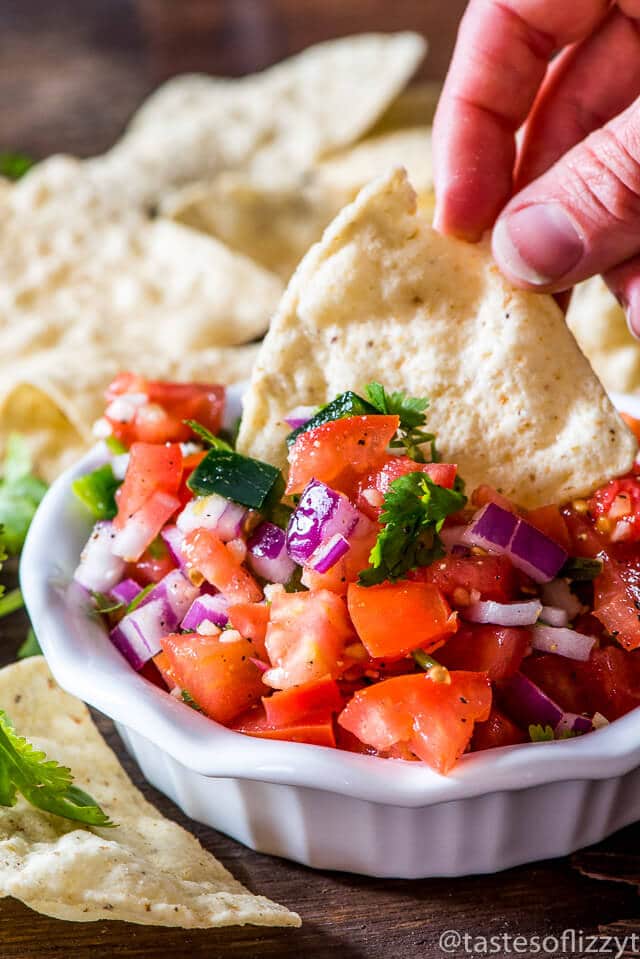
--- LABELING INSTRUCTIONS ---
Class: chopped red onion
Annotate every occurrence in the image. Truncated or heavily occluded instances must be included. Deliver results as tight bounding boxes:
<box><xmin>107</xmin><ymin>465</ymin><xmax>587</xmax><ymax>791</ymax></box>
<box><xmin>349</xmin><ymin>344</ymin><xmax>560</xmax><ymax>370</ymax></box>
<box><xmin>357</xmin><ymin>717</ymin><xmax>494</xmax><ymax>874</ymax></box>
<box><xmin>286</xmin><ymin>479</ymin><xmax>360</xmax><ymax>565</ymax></box>
<box><xmin>74</xmin><ymin>521</ymin><xmax>126</xmax><ymax>592</ymax></box>
<box><xmin>176</xmin><ymin>493</ymin><xmax>246</xmax><ymax>541</ymax></box>
<box><xmin>247</xmin><ymin>522</ymin><xmax>296</xmax><ymax>584</ymax></box>
<box><xmin>540</xmin><ymin>579</ymin><xmax>584</xmax><ymax>620</ymax></box>
<box><xmin>138</xmin><ymin>569</ymin><xmax>200</xmax><ymax>624</ymax></box>
<box><xmin>499</xmin><ymin>672</ymin><xmax>564</xmax><ymax>729</ymax></box>
<box><xmin>284</xmin><ymin>405</ymin><xmax>316</xmax><ymax>430</ymax></box>
<box><xmin>531</xmin><ymin>625</ymin><xmax>596</xmax><ymax>662</ymax></box>
<box><xmin>309</xmin><ymin>533</ymin><xmax>351</xmax><ymax>574</ymax></box>
<box><xmin>109</xmin><ymin>578</ymin><xmax>142</xmax><ymax>606</ymax></box>
<box><xmin>181</xmin><ymin>593</ymin><xmax>230</xmax><ymax>631</ymax></box>
<box><xmin>161</xmin><ymin>524</ymin><xmax>188</xmax><ymax>570</ymax></box>
<box><xmin>462</xmin><ymin>503</ymin><xmax>567</xmax><ymax>583</ymax></box>
<box><xmin>110</xmin><ymin>598</ymin><xmax>172</xmax><ymax>670</ymax></box>
<box><xmin>462</xmin><ymin>599</ymin><xmax>542</xmax><ymax>626</ymax></box>
<box><xmin>555</xmin><ymin>712</ymin><xmax>593</xmax><ymax>736</ymax></box>
<box><xmin>539</xmin><ymin>605</ymin><xmax>569</xmax><ymax>628</ymax></box>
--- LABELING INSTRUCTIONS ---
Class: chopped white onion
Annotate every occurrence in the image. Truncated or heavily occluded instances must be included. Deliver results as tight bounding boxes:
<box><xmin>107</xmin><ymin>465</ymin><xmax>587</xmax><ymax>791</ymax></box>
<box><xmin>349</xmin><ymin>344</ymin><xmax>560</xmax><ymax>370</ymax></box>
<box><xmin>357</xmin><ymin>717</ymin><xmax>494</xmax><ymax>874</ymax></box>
<box><xmin>74</xmin><ymin>521</ymin><xmax>125</xmax><ymax>592</ymax></box>
<box><xmin>531</xmin><ymin>625</ymin><xmax>596</xmax><ymax>662</ymax></box>
<box><xmin>462</xmin><ymin>599</ymin><xmax>542</xmax><ymax>626</ymax></box>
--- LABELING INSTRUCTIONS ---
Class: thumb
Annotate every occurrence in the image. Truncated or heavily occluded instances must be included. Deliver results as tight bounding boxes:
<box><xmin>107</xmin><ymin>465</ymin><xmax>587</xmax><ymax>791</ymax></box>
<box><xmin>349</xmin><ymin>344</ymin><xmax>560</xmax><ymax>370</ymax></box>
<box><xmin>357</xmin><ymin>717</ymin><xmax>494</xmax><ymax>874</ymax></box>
<box><xmin>492</xmin><ymin>96</ymin><xmax>640</xmax><ymax>292</ymax></box>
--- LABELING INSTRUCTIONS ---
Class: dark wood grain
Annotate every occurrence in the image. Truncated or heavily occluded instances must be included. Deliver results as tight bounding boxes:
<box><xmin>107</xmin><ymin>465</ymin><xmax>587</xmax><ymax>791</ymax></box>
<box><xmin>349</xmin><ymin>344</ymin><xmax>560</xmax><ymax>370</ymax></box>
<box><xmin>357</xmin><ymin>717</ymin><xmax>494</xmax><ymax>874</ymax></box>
<box><xmin>1</xmin><ymin>2</ymin><xmax>639</xmax><ymax>955</ymax></box>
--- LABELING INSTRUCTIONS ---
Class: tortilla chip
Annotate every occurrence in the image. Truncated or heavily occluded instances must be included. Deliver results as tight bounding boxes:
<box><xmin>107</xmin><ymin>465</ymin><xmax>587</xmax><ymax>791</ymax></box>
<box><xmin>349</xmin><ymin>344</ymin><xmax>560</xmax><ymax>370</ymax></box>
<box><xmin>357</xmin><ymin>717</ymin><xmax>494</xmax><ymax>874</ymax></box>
<box><xmin>0</xmin><ymin>156</ymin><xmax>275</xmax><ymax>478</ymax></box>
<box><xmin>0</xmin><ymin>657</ymin><xmax>300</xmax><ymax>928</ymax></box>
<box><xmin>566</xmin><ymin>276</ymin><xmax>640</xmax><ymax>394</ymax></box>
<box><xmin>97</xmin><ymin>32</ymin><xmax>426</xmax><ymax>206</ymax></box>
<box><xmin>238</xmin><ymin>168</ymin><xmax>636</xmax><ymax>508</ymax></box>
<box><xmin>163</xmin><ymin>128</ymin><xmax>433</xmax><ymax>281</ymax></box>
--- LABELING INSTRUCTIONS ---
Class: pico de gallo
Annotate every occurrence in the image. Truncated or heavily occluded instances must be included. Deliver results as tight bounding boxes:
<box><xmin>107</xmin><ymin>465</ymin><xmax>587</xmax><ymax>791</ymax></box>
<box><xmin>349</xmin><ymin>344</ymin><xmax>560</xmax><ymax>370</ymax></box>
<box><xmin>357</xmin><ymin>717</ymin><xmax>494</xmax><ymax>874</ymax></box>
<box><xmin>72</xmin><ymin>374</ymin><xmax>640</xmax><ymax>775</ymax></box>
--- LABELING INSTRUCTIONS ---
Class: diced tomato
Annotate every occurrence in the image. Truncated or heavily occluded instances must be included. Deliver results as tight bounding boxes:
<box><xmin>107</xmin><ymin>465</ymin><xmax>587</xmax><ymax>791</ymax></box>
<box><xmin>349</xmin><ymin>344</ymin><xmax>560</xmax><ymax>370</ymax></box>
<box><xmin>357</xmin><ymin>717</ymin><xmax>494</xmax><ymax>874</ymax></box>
<box><xmin>356</xmin><ymin>455</ymin><xmax>457</xmax><ymax>519</ymax></box>
<box><xmin>347</xmin><ymin>581</ymin><xmax>457</xmax><ymax>659</ymax></box>
<box><xmin>519</xmin><ymin>653</ymin><xmax>590</xmax><ymax>715</ymax></box>
<box><xmin>577</xmin><ymin>645</ymin><xmax>640</xmax><ymax>720</ymax></box>
<box><xmin>620</xmin><ymin>412</ymin><xmax>640</xmax><ymax>443</ymax></box>
<box><xmin>152</xmin><ymin>651</ymin><xmax>177</xmax><ymax>690</ymax></box>
<box><xmin>562</xmin><ymin>506</ymin><xmax>606</xmax><ymax>557</ymax></box>
<box><xmin>161</xmin><ymin>632</ymin><xmax>266</xmax><ymax>724</ymax></box>
<box><xmin>262</xmin><ymin>677</ymin><xmax>343</xmax><ymax>727</ymax></box>
<box><xmin>182</xmin><ymin>529</ymin><xmax>262</xmax><ymax>603</ymax></box>
<box><xmin>471</xmin><ymin>706</ymin><xmax>526</xmax><ymax>751</ymax></box>
<box><xmin>115</xmin><ymin>443</ymin><xmax>183</xmax><ymax>529</ymax></box>
<box><xmin>264</xmin><ymin>589</ymin><xmax>354</xmax><ymax>688</ymax></box>
<box><xmin>437</xmin><ymin>624</ymin><xmax>530</xmax><ymax>681</ymax></box>
<box><xmin>526</xmin><ymin>504</ymin><xmax>571</xmax><ymax>552</ymax></box>
<box><xmin>231</xmin><ymin>704</ymin><xmax>336</xmax><ymax>747</ymax></box>
<box><xmin>411</xmin><ymin>553</ymin><xmax>516</xmax><ymax>603</ymax></box>
<box><xmin>228</xmin><ymin>602</ymin><xmax>270</xmax><ymax>658</ymax></box>
<box><xmin>334</xmin><ymin>725</ymin><xmax>378</xmax><ymax>755</ymax></box>
<box><xmin>127</xmin><ymin>538</ymin><xmax>176</xmax><ymax>585</ymax></box>
<box><xmin>178</xmin><ymin>450</ymin><xmax>208</xmax><ymax>507</ymax></box>
<box><xmin>138</xmin><ymin>658</ymin><xmax>167</xmax><ymax>691</ymax></box>
<box><xmin>115</xmin><ymin>489</ymin><xmax>182</xmax><ymax>562</ymax></box>
<box><xmin>471</xmin><ymin>485</ymin><xmax>518</xmax><ymax>512</ymax></box>
<box><xmin>338</xmin><ymin>671</ymin><xmax>492</xmax><ymax>774</ymax></box>
<box><xmin>590</xmin><ymin>474</ymin><xmax>640</xmax><ymax>544</ymax></box>
<box><xmin>593</xmin><ymin>553</ymin><xmax>640</xmax><ymax>650</ymax></box>
<box><xmin>286</xmin><ymin>415</ymin><xmax>399</xmax><ymax>495</ymax></box>
<box><xmin>106</xmin><ymin>374</ymin><xmax>224</xmax><ymax>446</ymax></box>
<box><xmin>301</xmin><ymin>515</ymin><xmax>378</xmax><ymax>595</ymax></box>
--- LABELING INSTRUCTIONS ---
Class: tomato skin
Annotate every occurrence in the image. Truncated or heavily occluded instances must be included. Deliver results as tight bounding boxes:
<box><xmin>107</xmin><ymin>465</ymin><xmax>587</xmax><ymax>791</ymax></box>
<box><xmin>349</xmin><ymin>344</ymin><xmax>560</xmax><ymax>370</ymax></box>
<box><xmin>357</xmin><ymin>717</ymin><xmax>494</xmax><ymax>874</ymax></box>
<box><xmin>231</xmin><ymin>705</ymin><xmax>336</xmax><ymax>747</ymax></box>
<box><xmin>519</xmin><ymin>653</ymin><xmax>590</xmax><ymax>716</ymax></box>
<box><xmin>438</xmin><ymin>624</ymin><xmax>531</xmax><ymax>682</ymax></box>
<box><xmin>106</xmin><ymin>374</ymin><xmax>224</xmax><ymax>446</ymax></box>
<box><xmin>161</xmin><ymin>632</ymin><xmax>266</xmax><ymax>724</ymax></box>
<box><xmin>182</xmin><ymin>529</ymin><xmax>262</xmax><ymax>603</ymax></box>
<box><xmin>115</xmin><ymin>443</ymin><xmax>183</xmax><ymax>529</ymax></box>
<box><xmin>526</xmin><ymin>504</ymin><xmax>571</xmax><ymax>552</ymax></box>
<box><xmin>152</xmin><ymin>651</ymin><xmax>177</xmax><ymax>690</ymax></box>
<box><xmin>338</xmin><ymin>671</ymin><xmax>492</xmax><ymax>774</ymax></box>
<box><xmin>356</xmin><ymin>455</ymin><xmax>457</xmax><ymax>519</ymax></box>
<box><xmin>620</xmin><ymin>412</ymin><xmax>640</xmax><ymax>443</ymax></box>
<box><xmin>471</xmin><ymin>706</ymin><xmax>526</xmax><ymax>751</ymax></box>
<box><xmin>593</xmin><ymin>554</ymin><xmax>640</xmax><ymax>651</ymax></box>
<box><xmin>227</xmin><ymin>602</ymin><xmax>270</xmax><ymax>658</ymax></box>
<box><xmin>347</xmin><ymin>581</ymin><xmax>457</xmax><ymax>659</ymax></box>
<box><xmin>410</xmin><ymin>553</ymin><xmax>516</xmax><ymax>603</ymax></box>
<box><xmin>127</xmin><ymin>539</ymin><xmax>176</xmax><ymax>585</ymax></box>
<box><xmin>471</xmin><ymin>485</ymin><xmax>518</xmax><ymax>512</ymax></box>
<box><xmin>262</xmin><ymin>677</ymin><xmax>343</xmax><ymax>727</ymax></box>
<box><xmin>264</xmin><ymin>589</ymin><xmax>355</xmax><ymax>689</ymax></box>
<box><xmin>286</xmin><ymin>415</ymin><xmax>399</xmax><ymax>495</ymax></box>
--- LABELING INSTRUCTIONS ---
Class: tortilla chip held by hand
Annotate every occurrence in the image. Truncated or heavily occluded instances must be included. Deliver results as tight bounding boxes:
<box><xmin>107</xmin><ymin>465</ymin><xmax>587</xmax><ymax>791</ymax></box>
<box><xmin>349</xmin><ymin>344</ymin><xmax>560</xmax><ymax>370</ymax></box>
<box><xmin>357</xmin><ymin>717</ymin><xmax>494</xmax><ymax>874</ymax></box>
<box><xmin>238</xmin><ymin>168</ymin><xmax>636</xmax><ymax>508</ymax></box>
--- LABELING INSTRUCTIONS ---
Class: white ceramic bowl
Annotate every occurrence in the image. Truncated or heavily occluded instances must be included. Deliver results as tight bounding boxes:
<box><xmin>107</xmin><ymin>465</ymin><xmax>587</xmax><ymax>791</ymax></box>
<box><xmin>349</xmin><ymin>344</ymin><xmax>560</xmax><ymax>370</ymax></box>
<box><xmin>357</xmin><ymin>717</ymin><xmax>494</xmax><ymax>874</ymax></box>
<box><xmin>20</xmin><ymin>394</ymin><xmax>640</xmax><ymax>878</ymax></box>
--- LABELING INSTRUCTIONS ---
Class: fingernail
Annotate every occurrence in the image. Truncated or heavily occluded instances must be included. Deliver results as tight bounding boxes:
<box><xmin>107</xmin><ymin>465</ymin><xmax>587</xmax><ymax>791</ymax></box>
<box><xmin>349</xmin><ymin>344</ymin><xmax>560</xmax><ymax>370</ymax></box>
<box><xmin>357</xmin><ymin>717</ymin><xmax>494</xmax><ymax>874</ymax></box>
<box><xmin>492</xmin><ymin>204</ymin><xmax>583</xmax><ymax>286</ymax></box>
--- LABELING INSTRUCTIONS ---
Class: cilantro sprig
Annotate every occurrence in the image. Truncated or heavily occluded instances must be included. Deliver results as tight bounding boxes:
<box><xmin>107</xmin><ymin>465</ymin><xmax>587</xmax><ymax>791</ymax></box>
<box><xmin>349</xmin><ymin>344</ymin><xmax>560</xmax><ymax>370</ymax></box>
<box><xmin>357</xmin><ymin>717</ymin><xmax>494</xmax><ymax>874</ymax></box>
<box><xmin>0</xmin><ymin>151</ymin><xmax>34</xmax><ymax>181</ymax></box>
<box><xmin>358</xmin><ymin>472</ymin><xmax>466</xmax><ymax>586</ymax></box>
<box><xmin>529</xmin><ymin>723</ymin><xmax>578</xmax><ymax>742</ymax></box>
<box><xmin>183</xmin><ymin>419</ymin><xmax>233</xmax><ymax>452</ymax></box>
<box><xmin>0</xmin><ymin>711</ymin><xmax>114</xmax><ymax>826</ymax></box>
<box><xmin>364</xmin><ymin>382</ymin><xmax>438</xmax><ymax>463</ymax></box>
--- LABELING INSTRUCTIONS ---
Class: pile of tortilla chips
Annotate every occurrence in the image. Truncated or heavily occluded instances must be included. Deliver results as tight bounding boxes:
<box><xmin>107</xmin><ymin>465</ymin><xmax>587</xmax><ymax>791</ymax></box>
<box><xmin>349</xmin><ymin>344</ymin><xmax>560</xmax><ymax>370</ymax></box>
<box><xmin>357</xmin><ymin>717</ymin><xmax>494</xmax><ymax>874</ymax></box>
<box><xmin>0</xmin><ymin>32</ymin><xmax>436</xmax><ymax>480</ymax></box>
<box><xmin>0</xmin><ymin>657</ymin><xmax>300</xmax><ymax>928</ymax></box>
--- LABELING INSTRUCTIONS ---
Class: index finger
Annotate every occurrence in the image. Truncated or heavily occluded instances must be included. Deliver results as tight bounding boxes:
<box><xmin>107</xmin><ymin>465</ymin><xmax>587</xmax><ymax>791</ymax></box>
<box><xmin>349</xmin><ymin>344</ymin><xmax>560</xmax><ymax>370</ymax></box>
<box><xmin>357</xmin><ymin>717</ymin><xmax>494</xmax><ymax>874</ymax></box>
<box><xmin>433</xmin><ymin>0</ymin><xmax>610</xmax><ymax>240</ymax></box>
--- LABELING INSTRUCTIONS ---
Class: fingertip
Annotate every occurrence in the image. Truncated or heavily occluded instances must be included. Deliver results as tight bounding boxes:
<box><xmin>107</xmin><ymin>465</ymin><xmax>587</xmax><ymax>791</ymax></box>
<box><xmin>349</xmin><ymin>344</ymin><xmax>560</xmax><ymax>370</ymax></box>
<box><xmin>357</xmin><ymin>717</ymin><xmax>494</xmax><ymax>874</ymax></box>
<box><xmin>604</xmin><ymin>261</ymin><xmax>640</xmax><ymax>342</ymax></box>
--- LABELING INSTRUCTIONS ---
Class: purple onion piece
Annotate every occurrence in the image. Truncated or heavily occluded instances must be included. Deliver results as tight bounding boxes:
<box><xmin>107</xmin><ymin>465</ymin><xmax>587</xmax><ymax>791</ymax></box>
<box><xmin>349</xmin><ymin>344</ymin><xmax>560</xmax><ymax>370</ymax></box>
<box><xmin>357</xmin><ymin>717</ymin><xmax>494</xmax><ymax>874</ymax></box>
<box><xmin>133</xmin><ymin>569</ymin><xmax>199</xmax><ymax>629</ymax></box>
<box><xmin>181</xmin><ymin>593</ymin><xmax>229</xmax><ymax>631</ymax></box>
<box><xmin>508</xmin><ymin>520</ymin><xmax>567</xmax><ymax>584</ymax></box>
<box><xmin>109</xmin><ymin>598</ymin><xmax>173</xmax><ymax>670</ymax></box>
<box><xmin>531</xmin><ymin>625</ymin><xmax>596</xmax><ymax>662</ymax></box>
<box><xmin>161</xmin><ymin>524</ymin><xmax>188</xmax><ymax>570</ymax></box>
<box><xmin>109</xmin><ymin>578</ymin><xmax>142</xmax><ymax>606</ymax></box>
<box><xmin>309</xmin><ymin>533</ymin><xmax>351</xmax><ymax>574</ymax></box>
<box><xmin>462</xmin><ymin>503</ymin><xmax>518</xmax><ymax>552</ymax></box>
<box><xmin>499</xmin><ymin>671</ymin><xmax>564</xmax><ymax>729</ymax></box>
<box><xmin>286</xmin><ymin>479</ymin><xmax>360</xmax><ymax>565</ymax></box>
<box><xmin>284</xmin><ymin>405</ymin><xmax>316</xmax><ymax>430</ymax></box>
<box><xmin>555</xmin><ymin>712</ymin><xmax>593</xmax><ymax>736</ymax></box>
<box><xmin>176</xmin><ymin>493</ymin><xmax>246</xmax><ymax>542</ymax></box>
<box><xmin>247</xmin><ymin>522</ymin><xmax>296</xmax><ymax>584</ymax></box>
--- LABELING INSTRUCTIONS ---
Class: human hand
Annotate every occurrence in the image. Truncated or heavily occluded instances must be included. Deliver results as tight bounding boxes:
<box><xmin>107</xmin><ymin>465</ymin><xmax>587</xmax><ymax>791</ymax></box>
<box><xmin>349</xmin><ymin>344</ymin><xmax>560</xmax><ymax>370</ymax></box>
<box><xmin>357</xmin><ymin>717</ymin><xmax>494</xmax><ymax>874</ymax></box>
<box><xmin>433</xmin><ymin>0</ymin><xmax>640</xmax><ymax>334</ymax></box>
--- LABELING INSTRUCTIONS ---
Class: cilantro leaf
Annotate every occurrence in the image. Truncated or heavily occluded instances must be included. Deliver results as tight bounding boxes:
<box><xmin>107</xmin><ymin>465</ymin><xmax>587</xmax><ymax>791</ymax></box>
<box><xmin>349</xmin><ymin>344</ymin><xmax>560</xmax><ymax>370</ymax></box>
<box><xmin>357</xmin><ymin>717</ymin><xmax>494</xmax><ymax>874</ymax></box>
<box><xmin>364</xmin><ymin>382</ymin><xmax>438</xmax><ymax>462</ymax></box>
<box><xmin>528</xmin><ymin>723</ymin><xmax>555</xmax><ymax>742</ymax></box>
<box><xmin>0</xmin><ymin>152</ymin><xmax>34</xmax><ymax>181</ymax></box>
<box><xmin>183</xmin><ymin>419</ymin><xmax>232</xmax><ymax>451</ymax></box>
<box><xmin>126</xmin><ymin>583</ymin><xmax>154</xmax><ymax>613</ymax></box>
<box><xmin>17</xmin><ymin>628</ymin><xmax>42</xmax><ymax>660</ymax></box>
<box><xmin>358</xmin><ymin>472</ymin><xmax>466</xmax><ymax>586</ymax></box>
<box><xmin>0</xmin><ymin>711</ymin><xmax>114</xmax><ymax>826</ymax></box>
<box><xmin>181</xmin><ymin>690</ymin><xmax>203</xmax><ymax>712</ymax></box>
<box><xmin>91</xmin><ymin>591</ymin><xmax>124</xmax><ymax>615</ymax></box>
<box><xmin>0</xmin><ymin>435</ymin><xmax>47</xmax><ymax>554</ymax></box>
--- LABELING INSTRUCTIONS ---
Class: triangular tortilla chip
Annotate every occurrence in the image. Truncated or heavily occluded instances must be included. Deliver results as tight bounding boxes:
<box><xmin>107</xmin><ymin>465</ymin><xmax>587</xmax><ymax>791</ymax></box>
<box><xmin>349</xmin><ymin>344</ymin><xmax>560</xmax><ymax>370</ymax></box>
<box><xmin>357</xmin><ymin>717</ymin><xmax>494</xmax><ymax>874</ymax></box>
<box><xmin>0</xmin><ymin>658</ymin><xmax>300</xmax><ymax>928</ymax></box>
<box><xmin>238</xmin><ymin>168</ymin><xmax>636</xmax><ymax>508</ymax></box>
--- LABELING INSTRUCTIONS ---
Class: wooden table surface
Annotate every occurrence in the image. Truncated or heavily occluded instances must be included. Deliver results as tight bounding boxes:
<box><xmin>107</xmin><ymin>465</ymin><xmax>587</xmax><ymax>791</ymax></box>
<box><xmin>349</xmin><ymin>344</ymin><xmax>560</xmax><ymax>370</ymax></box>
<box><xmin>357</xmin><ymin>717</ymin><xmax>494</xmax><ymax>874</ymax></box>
<box><xmin>0</xmin><ymin>2</ymin><xmax>639</xmax><ymax>956</ymax></box>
